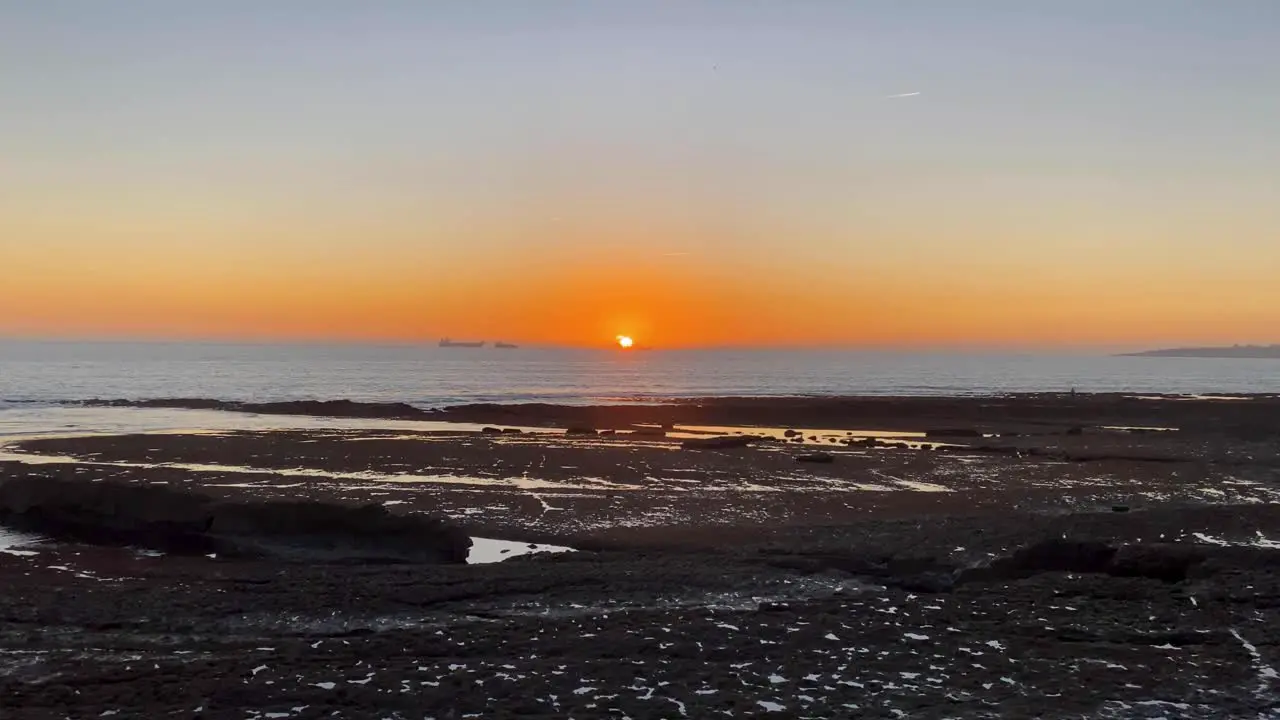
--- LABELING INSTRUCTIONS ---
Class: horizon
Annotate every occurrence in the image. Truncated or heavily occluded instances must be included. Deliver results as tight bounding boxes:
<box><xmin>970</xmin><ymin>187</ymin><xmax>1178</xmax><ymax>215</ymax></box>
<box><xmin>4</xmin><ymin>2</ymin><xmax>1278</xmax><ymax>347</ymax></box>
<box><xmin>1</xmin><ymin>333</ymin><xmax>1274</xmax><ymax>356</ymax></box>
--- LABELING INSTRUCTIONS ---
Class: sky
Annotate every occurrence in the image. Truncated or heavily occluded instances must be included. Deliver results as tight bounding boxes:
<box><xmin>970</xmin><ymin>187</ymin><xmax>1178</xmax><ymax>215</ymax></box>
<box><xmin>2</xmin><ymin>1</ymin><xmax>1278</xmax><ymax>349</ymax></box>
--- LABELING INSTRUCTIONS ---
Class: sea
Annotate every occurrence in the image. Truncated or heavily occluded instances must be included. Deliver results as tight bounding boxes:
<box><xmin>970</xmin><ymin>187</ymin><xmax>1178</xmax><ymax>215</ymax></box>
<box><xmin>2</xmin><ymin>340</ymin><xmax>1278</xmax><ymax>409</ymax></box>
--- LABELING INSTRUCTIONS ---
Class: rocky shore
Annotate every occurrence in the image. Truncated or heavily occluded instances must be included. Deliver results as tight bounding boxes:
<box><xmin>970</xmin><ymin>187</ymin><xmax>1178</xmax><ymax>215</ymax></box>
<box><xmin>81</xmin><ymin>392</ymin><xmax>1280</xmax><ymax>435</ymax></box>
<box><xmin>3</xmin><ymin>394</ymin><xmax>1280</xmax><ymax>718</ymax></box>
<box><xmin>0</xmin><ymin>476</ymin><xmax>470</xmax><ymax>564</ymax></box>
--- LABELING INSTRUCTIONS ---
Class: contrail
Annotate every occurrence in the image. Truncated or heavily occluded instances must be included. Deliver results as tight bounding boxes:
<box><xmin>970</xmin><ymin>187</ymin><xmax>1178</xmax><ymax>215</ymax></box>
<box><xmin>887</xmin><ymin>91</ymin><xmax>921</xmax><ymax>98</ymax></box>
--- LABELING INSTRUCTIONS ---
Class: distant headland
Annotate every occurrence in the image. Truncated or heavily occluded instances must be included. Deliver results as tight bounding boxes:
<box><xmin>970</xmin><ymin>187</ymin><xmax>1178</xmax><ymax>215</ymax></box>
<box><xmin>1121</xmin><ymin>344</ymin><xmax>1280</xmax><ymax>359</ymax></box>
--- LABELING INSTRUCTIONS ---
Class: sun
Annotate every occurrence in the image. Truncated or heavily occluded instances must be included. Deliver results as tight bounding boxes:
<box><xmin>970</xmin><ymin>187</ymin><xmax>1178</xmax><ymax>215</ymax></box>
<box><xmin>615</xmin><ymin>335</ymin><xmax>634</xmax><ymax>349</ymax></box>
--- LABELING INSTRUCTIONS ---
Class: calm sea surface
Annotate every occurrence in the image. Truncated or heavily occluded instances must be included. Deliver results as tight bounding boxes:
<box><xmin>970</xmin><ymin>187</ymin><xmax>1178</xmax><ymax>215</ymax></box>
<box><xmin>2</xmin><ymin>340</ymin><xmax>1278</xmax><ymax>408</ymax></box>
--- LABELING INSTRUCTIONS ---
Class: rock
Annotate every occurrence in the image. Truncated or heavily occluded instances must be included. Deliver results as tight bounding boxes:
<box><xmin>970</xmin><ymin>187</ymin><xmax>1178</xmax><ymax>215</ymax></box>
<box><xmin>925</xmin><ymin>428</ymin><xmax>984</xmax><ymax>438</ymax></box>
<box><xmin>565</xmin><ymin>426</ymin><xmax>597</xmax><ymax>436</ymax></box>
<box><xmin>208</xmin><ymin>499</ymin><xmax>470</xmax><ymax>564</ymax></box>
<box><xmin>481</xmin><ymin>427</ymin><xmax>502</xmax><ymax>434</ymax></box>
<box><xmin>971</xmin><ymin>445</ymin><xmax>1021</xmax><ymax>455</ymax></box>
<box><xmin>501</xmin><ymin>428</ymin><xmax>523</xmax><ymax>434</ymax></box>
<box><xmin>1225</xmin><ymin>424</ymin><xmax>1271</xmax><ymax>442</ymax></box>
<box><xmin>795</xmin><ymin>453</ymin><xmax>835</xmax><ymax>464</ymax></box>
<box><xmin>1106</xmin><ymin>544</ymin><xmax>1205</xmax><ymax>582</ymax></box>
<box><xmin>660</xmin><ymin>423</ymin><xmax>675</xmax><ymax>431</ymax></box>
<box><xmin>783</xmin><ymin>430</ymin><xmax>801</xmax><ymax>438</ymax></box>
<box><xmin>888</xmin><ymin>572</ymin><xmax>957</xmax><ymax>594</ymax></box>
<box><xmin>630</xmin><ymin>427</ymin><xmax>667</xmax><ymax>437</ymax></box>
<box><xmin>957</xmin><ymin>538</ymin><xmax>1117</xmax><ymax>584</ymax></box>
<box><xmin>0</xmin><ymin>476</ymin><xmax>470</xmax><ymax>563</ymax></box>
<box><xmin>0</xmin><ymin>475</ymin><xmax>214</xmax><ymax>553</ymax></box>
<box><xmin>1112</xmin><ymin>504</ymin><xmax>1130</xmax><ymax>513</ymax></box>
<box><xmin>681</xmin><ymin>435</ymin><xmax>759</xmax><ymax>450</ymax></box>
<box><xmin>808</xmin><ymin>435</ymin><xmax>818</xmax><ymax>441</ymax></box>
<box><xmin>90</xmin><ymin>399</ymin><xmax>433</xmax><ymax>420</ymax></box>
<box><xmin>955</xmin><ymin>539</ymin><xmax>1218</xmax><ymax>585</ymax></box>
<box><xmin>599</xmin><ymin>429</ymin><xmax>616</xmax><ymax>436</ymax></box>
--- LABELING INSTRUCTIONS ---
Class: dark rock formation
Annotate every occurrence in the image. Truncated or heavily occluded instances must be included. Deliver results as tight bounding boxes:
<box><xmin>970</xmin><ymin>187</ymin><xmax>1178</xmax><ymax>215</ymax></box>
<box><xmin>956</xmin><ymin>539</ymin><xmax>1236</xmax><ymax>586</ymax></box>
<box><xmin>681</xmin><ymin>435</ymin><xmax>760</xmax><ymax>450</ymax></box>
<box><xmin>783</xmin><ymin>430</ymin><xmax>801</xmax><ymax>438</ymax></box>
<box><xmin>0</xmin><ymin>477</ymin><xmax>215</xmax><ymax>553</ymax></box>
<box><xmin>630</xmin><ymin>427</ymin><xmax>667</xmax><ymax>438</ymax></box>
<box><xmin>565</xmin><ymin>427</ymin><xmax>598</xmax><ymax>436</ymax></box>
<box><xmin>0</xmin><ymin>477</ymin><xmax>470</xmax><ymax>563</ymax></box>
<box><xmin>925</xmin><ymin>428</ymin><xmax>984</xmax><ymax>438</ymax></box>
<box><xmin>957</xmin><ymin>538</ymin><xmax>1118</xmax><ymax>584</ymax></box>
<box><xmin>481</xmin><ymin>427</ymin><xmax>502</xmax><ymax>434</ymax></box>
<box><xmin>1107</xmin><ymin>544</ymin><xmax>1205</xmax><ymax>583</ymax></box>
<box><xmin>85</xmin><ymin>398</ymin><xmax>433</xmax><ymax>420</ymax></box>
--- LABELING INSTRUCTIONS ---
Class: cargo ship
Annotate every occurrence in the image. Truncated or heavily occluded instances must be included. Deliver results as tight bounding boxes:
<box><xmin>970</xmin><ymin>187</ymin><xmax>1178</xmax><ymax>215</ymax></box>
<box><xmin>438</xmin><ymin>338</ymin><xmax>485</xmax><ymax>348</ymax></box>
<box><xmin>494</xmin><ymin>341</ymin><xmax>518</xmax><ymax>349</ymax></box>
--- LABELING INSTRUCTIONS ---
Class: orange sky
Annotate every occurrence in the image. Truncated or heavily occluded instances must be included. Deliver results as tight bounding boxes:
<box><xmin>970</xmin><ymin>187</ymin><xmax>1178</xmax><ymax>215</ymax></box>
<box><xmin>3</xmin><ymin>3</ymin><xmax>1278</xmax><ymax>349</ymax></box>
<box><xmin>4</xmin><ymin>217</ymin><xmax>1277</xmax><ymax>349</ymax></box>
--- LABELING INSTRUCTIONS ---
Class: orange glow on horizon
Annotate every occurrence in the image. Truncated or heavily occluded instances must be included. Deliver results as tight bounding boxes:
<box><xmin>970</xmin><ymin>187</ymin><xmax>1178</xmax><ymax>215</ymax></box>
<box><xmin>3</xmin><ymin>211</ymin><xmax>1280</xmax><ymax>349</ymax></box>
<box><xmin>3</xmin><ymin>4</ymin><xmax>1279</xmax><ymax>352</ymax></box>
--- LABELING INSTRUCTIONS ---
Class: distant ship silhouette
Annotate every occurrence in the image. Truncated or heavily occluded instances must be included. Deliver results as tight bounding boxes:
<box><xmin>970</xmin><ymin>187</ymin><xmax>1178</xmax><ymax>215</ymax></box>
<box><xmin>438</xmin><ymin>338</ymin><xmax>485</xmax><ymax>348</ymax></box>
<box><xmin>494</xmin><ymin>341</ymin><xmax>518</xmax><ymax>349</ymax></box>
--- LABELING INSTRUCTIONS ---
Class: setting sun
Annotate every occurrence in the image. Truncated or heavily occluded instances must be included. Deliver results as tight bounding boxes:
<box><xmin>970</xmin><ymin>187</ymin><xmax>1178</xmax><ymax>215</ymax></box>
<box><xmin>616</xmin><ymin>335</ymin><xmax>634</xmax><ymax>349</ymax></box>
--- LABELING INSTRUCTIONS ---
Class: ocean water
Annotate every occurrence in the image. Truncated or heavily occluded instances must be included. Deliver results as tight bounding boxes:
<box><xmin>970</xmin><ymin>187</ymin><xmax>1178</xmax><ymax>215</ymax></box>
<box><xmin>1</xmin><ymin>340</ymin><xmax>1278</xmax><ymax>408</ymax></box>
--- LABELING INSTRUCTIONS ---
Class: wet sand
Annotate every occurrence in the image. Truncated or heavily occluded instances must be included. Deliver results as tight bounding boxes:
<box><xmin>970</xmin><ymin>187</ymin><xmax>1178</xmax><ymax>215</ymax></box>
<box><xmin>4</xmin><ymin>394</ymin><xmax>1280</xmax><ymax>717</ymax></box>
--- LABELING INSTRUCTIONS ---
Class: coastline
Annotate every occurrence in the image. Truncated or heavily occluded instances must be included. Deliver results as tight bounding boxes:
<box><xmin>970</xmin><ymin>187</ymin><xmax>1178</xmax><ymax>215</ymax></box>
<box><xmin>79</xmin><ymin>391</ymin><xmax>1280</xmax><ymax>431</ymax></box>
<box><xmin>3</xmin><ymin>393</ymin><xmax>1280</xmax><ymax>716</ymax></box>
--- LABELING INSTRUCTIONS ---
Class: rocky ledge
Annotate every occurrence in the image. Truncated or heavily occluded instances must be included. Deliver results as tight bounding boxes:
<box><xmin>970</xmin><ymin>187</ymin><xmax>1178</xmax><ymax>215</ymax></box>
<box><xmin>0</xmin><ymin>476</ymin><xmax>470</xmax><ymax>563</ymax></box>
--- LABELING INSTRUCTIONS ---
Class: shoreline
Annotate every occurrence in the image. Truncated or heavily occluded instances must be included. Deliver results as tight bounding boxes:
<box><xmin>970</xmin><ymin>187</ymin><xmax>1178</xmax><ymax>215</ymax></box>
<box><xmin>4</xmin><ymin>394</ymin><xmax>1280</xmax><ymax>716</ymax></box>
<box><xmin>76</xmin><ymin>392</ymin><xmax>1280</xmax><ymax>432</ymax></box>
